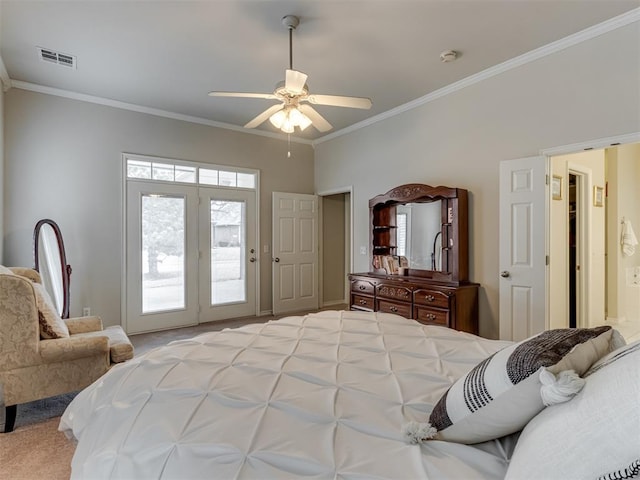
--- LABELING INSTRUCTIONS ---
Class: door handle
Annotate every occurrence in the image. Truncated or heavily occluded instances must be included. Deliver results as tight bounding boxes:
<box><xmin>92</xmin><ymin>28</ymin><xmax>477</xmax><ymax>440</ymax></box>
<box><xmin>273</xmin><ymin>257</ymin><xmax>280</xmax><ymax>263</ymax></box>
<box><xmin>249</xmin><ymin>257</ymin><xmax>256</xmax><ymax>263</ymax></box>
<box><xmin>500</xmin><ymin>271</ymin><xmax>510</xmax><ymax>278</ymax></box>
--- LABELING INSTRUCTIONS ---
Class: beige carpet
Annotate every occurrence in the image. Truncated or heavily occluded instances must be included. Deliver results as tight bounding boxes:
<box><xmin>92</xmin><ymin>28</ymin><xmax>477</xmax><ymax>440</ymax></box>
<box><xmin>0</xmin><ymin>417</ymin><xmax>73</xmax><ymax>480</ymax></box>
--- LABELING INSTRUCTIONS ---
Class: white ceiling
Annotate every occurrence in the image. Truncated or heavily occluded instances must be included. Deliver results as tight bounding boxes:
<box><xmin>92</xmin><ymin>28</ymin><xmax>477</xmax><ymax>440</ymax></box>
<box><xmin>1</xmin><ymin>1</ymin><xmax>638</xmax><ymax>141</ymax></box>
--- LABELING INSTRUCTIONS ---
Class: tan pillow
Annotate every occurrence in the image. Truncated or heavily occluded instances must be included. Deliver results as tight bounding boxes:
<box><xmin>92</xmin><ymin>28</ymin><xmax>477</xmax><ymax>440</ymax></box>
<box><xmin>32</xmin><ymin>282</ymin><xmax>69</xmax><ymax>339</ymax></box>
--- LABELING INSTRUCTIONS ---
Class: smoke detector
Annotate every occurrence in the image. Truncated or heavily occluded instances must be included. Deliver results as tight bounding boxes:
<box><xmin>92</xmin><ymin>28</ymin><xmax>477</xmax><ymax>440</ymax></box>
<box><xmin>439</xmin><ymin>50</ymin><xmax>458</xmax><ymax>63</ymax></box>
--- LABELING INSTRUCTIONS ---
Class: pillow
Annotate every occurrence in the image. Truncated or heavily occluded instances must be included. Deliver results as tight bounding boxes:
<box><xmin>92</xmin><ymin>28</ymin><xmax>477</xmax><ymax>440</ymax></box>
<box><xmin>505</xmin><ymin>340</ymin><xmax>640</xmax><ymax>480</ymax></box>
<box><xmin>32</xmin><ymin>282</ymin><xmax>69</xmax><ymax>339</ymax></box>
<box><xmin>0</xmin><ymin>265</ymin><xmax>14</xmax><ymax>275</ymax></box>
<box><xmin>405</xmin><ymin>326</ymin><xmax>619</xmax><ymax>444</ymax></box>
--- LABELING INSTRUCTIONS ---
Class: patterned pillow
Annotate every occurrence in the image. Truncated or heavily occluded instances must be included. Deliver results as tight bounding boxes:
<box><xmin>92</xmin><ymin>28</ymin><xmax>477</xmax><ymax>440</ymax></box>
<box><xmin>505</xmin><ymin>340</ymin><xmax>640</xmax><ymax>479</ymax></box>
<box><xmin>32</xmin><ymin>282</ymin><xmax>69</xmax><ymax>339</ymax></box>
<box><xmin>407</xmin><ymin>327</ymin><xmax>620</xmax><ymax>444</ymax></box>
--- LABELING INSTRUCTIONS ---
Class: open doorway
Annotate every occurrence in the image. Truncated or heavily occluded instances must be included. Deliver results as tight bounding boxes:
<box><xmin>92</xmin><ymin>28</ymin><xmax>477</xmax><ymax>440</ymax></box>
<box><xmin>320</xmin><ymin>192</ymin><xmax>351</xmax><ymax>308</ymax></box>
<box><xmin>549</xmin><ymin>143</ymin><xmax>640</xmax><ymax>342</ymax></box>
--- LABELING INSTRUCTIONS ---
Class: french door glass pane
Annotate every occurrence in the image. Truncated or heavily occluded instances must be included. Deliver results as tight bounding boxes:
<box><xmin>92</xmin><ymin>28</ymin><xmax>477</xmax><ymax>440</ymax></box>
<box><xmin>211</xmin><ymin>200</ymin><xmax>246</xmax><ymax>305</ymax></box>
<box><xmin>141</xmin><ymin>194</ymin><xmax>185</xmax><ymax>313</ymax></box>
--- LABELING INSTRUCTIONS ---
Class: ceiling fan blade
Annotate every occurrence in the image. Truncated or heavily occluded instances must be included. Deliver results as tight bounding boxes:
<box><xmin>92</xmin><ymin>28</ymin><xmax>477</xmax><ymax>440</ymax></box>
<box><xmin>285</xmin><ymin>69</ymin><xmax>308</xmax><ymax>95</ymax></box>
<box><xmin>244</xmin><ymin>104</ymin><xmax>284</xmax><ymax>129</ymax></box>
<box><xmin>298</xmin><ymin>104</ymin><xmax>333</xmax><ymax>132</ymax></box>
<box><xmin>305</xmin><ymin>94</ymin><xmax>372</xmax><ymax>110</ymax></box>
<box><xmin>208</xmin><ymin>91</ymin><xmax>278</xmax><ymax>100</ymax></box>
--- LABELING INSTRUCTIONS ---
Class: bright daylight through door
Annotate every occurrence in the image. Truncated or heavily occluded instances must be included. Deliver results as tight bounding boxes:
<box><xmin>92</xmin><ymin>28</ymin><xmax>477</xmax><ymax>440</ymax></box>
<box><xmin>210</xmin><ymin>199</ymin><xmax>246</xmax><ymax>305</ymax></box>
<box><xmin>141</xmin><ymin>194</ymin><xmax>185</xmax><ymax>313</ymax></box>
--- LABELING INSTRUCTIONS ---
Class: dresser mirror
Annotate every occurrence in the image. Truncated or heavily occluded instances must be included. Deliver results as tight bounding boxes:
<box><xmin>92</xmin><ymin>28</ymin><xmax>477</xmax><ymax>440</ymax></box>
<box><xmin>396</xmin><ymin>201</ymin><xmax>443</xmax><ymax>271</ymax></box>
<box><xmin>369</xmin><ymin>183</ymin><xmax>469</xmax><ymax>284</ymax></box>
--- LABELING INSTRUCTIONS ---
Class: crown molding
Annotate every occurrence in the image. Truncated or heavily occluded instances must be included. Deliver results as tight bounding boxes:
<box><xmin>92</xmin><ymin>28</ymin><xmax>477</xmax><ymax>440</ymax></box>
<box><xmin>0</xmin><ymin>55</ymin><xmax>11</xmax><ymax>92</ymax></box>
<box><xmin>540</xmin><ymin>132</ymin><xmax>640</xmax><ymax>157</ymax></box>
<box><xmin>9</xmin><ymin>80</ymin><xmax>313</xmax><ymax>145</ymax></box>
<box><xmin>313</xmin><ymin>7</ymin><xmax>640</xmax><ymax>146</ymax></box>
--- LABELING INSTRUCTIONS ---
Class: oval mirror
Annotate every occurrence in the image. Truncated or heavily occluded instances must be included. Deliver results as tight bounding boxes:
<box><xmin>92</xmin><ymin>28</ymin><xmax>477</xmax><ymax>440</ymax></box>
<box><xmin>34</xmin><ymin>219</ymin><xmax>71</xmax><ymax>319</ymax></box>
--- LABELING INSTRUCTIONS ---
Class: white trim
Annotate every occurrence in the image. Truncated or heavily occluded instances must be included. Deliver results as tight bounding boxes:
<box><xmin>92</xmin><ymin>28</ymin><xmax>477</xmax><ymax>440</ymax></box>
<box><xmin>10</xmin><ymin>80</ymin><xmax>313</xmax><ymax>145</ymax></box>
<box><xmin>313</xmin><ymin>7</ymin><xmax>640</xmax><ymax>146</ymax></box>
<box><xmin>0</xmin><ymin>55</ymin><xmax>11</xmax><ymax>92</ymax></box>
<box><xmin>540</xmin><ymin>132</ymin><xmax>640</xmax><ymax>157</ymax></box>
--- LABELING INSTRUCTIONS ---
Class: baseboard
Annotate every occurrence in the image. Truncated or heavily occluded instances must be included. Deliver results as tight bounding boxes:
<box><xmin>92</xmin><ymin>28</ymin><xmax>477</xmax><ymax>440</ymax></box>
<box><xmin>259</xmin><ymin>310</ymin><xmax>273</xmax><ymax>317</ymax></box>
<box><xmin>322</xmin><ymin>300</ymin><xmax>347</xmax><ymax>308</ymax></box>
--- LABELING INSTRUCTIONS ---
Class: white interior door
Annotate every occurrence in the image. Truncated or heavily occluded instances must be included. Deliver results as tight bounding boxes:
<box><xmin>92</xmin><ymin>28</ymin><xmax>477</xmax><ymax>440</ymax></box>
<box><xmin>126</xmin><ymin>181</ymin><xmax>199</xmax><ymax>334</ymax></box>
<box><xmin>272</xmin><ymin>192</ymin><xmax>319</xmax><ymax>315</ymax></box>
<box><xmin>499</xmin><ymin>156</ymin><xmax>548</xmax><ymax>341</ymax></box>
<box><xmin>199</xmin><ymin>187</ymin><xmax>257</xmax><ymax>321</ymax></box>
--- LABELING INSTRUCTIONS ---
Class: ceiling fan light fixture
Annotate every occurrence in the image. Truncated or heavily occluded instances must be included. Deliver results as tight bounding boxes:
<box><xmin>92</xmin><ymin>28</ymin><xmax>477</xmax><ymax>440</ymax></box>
<box><xmin>269</xmin><ymin>106</ymin><xmax>312</xmax><ymax>132</ymax></box>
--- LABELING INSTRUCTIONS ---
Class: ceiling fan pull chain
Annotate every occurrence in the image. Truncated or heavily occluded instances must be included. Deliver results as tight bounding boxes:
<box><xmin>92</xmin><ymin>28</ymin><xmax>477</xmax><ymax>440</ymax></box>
<box><xmin>287</xmin><ymin>133</ymin><xmax>291</xmax><ymax>158</ymax></box>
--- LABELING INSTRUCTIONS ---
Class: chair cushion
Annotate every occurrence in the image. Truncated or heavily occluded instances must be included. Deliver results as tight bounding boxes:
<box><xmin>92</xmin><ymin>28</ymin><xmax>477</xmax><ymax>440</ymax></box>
<box><xmin>32</xmin><ymin>283</ymin><xmax>69</xmax><ymax>339</ymax></box>
<box><xmin>74</xmin><ymin>325</ymin><xmax>134</xmax><ymax>363</ymax></box>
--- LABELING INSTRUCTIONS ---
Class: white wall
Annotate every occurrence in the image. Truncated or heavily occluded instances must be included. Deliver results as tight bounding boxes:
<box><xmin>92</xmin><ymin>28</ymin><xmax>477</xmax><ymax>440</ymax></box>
<box><xmin>607</xmin><ymin>144</ymin><xmax>640</xmax><ymax>321</ymax></box>
<box><xmin>0</xmin><ymin>86</ymin><xmax>4</xmax><ymax>262</ymax></box>
<box><xmin>4</xmin><ymin>89</ymin><xmax>314</xmax><ymax>326</ymax></box>
<box><xmin>314</xmin><ymin>22</ymin><xmax>640</xmax><ymax>339</ymax></box>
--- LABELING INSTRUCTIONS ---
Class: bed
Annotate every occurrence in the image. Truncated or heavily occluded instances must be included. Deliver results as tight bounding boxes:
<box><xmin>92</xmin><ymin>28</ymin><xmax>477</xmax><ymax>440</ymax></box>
<box><xmin>59</xmin><ymin>310</ymin><xmax>639</xmax><ymax>479</ymax></box>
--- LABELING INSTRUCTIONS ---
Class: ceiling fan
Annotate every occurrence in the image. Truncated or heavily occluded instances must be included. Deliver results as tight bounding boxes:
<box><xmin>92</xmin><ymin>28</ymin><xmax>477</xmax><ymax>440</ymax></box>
<box><xmin>208</xmin><ymin>15</ymin><xmax>372</xmax><ymax>134</ymax></box>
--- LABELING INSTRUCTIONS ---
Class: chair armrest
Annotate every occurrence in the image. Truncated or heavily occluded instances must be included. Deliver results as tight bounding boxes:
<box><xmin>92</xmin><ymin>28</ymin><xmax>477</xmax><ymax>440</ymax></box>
<box><xmin>65</xmin><ymin>316</ymin><xmax>104</xmax><ymax>334</ymax></box>
<box><xmin>9</xmin><ymin>267</ymin><xmax>42</xmax><ymax>284</ymax></box>
<box><xmin>39</xmin><ymin>336</ymin><xmax>109</xmax><ymax>362</ymax></box>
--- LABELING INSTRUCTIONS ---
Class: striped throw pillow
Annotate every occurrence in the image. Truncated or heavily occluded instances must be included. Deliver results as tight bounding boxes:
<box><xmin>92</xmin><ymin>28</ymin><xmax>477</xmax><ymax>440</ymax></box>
<box><xmin>424</xmin><ymin>326</ymin><xmax>620</xmax><ymax>444</ymax></box>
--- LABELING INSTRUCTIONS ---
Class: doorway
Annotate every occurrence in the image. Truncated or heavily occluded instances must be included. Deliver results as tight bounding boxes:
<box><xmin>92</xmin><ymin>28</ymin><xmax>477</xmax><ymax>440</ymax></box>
<box><xmin>320</xmin><ymin>192</ymin><xmax>351</xmax><ymax>307</ymax></box>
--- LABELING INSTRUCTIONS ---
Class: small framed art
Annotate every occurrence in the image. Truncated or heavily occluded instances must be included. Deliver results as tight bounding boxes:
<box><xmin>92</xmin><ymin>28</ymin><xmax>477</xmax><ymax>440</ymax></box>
<box><xmin>552</xmin><ymin>175</ymin><xmax>563</xmax><ymax>200</ymax></box>
<box><xmin>593</xmin><ymin>186</ymin><xmax>604</xmax><ymax>207</ymax></box>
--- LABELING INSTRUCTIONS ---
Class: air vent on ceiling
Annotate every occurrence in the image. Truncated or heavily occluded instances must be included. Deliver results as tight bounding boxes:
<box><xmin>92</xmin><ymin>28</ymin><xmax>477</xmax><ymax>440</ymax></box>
<box><xmin>37</xmin><ymin>47</ymin><xmax>76</xmax><ymax>69</ymax></box>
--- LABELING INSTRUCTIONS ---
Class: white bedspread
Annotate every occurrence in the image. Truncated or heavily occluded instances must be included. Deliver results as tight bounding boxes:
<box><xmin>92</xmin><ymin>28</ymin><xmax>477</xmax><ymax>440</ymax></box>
<box><xmin>60</xmin><ymin>310</ymin><xmax>516</xmax><ymax>479</ymax></box>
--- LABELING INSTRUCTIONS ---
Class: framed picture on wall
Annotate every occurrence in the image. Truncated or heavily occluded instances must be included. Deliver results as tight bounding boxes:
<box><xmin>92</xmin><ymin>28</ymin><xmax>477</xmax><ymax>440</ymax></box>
<box><xmin>552</xmin><ymin>175</ymin><xmax>563</xmax><ymax>200</ymax></box>
<box><xmin>593</xmin><ymin>186</ymin><xmax>604</xmax><ymax>207</ymax></box>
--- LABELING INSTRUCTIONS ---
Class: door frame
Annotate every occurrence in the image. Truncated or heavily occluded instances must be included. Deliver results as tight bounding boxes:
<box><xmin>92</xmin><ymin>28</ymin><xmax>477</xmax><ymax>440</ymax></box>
<box><xmin>536</xmin><ymin>132</ymin><xmax>640</xmax><ymax>333</ymax></box>
<box><xmin>317</xmin><ymin>186</ymin><xmax>353</xmax><ymax>307</ymax></box>
<box><xmin>566</xmin><ymin>165</ymin><xmax>592</xmax><ymax>329</ymax></box>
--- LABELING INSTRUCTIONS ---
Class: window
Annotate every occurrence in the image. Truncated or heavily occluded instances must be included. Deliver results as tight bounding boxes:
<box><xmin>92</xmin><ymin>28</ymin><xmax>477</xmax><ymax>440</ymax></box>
<box><xmin>125</xmin><ymin>154</ymin><xmax>257</xmax><ymax>190</ymax></box>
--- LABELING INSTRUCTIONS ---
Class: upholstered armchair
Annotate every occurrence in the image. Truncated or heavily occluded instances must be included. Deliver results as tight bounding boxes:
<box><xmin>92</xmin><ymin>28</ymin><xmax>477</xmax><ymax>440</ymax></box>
<box><xmin>0</xmin><ymin>267</ymin><xmax>133</xmax><ymax>432</ymax></box>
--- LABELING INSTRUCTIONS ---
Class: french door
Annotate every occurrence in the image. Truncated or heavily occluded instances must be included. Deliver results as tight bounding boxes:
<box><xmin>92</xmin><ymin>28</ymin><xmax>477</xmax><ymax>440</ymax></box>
<box><xmin>125</xmin><ymin>181</ymin><xmax>256</xmax><ymax>334</ymax></box>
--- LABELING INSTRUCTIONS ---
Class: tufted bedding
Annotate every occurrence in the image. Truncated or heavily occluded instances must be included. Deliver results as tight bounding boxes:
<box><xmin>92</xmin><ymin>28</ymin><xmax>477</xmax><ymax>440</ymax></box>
<box><xmin>60</xmin><ymin>310</ymin><xmax>518</xmax><ymax>479</ymax></box>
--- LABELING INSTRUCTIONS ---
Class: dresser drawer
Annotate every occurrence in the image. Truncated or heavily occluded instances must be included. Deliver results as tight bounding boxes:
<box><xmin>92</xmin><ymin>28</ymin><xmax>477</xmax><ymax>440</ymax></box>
<box><xmin>376</xmin><ymin>284</ymin><xmax>412</xmax><ymax>302</ymax></box>
<box><xmin>377</xmin><ymin>299</ymin><xmax>412</xmax><ymax>318</ymax></box>
<box><xmin>414</xmin><ymin>306</ymin><xmax>449</xmax><ymax>327</ymax></box>
<box><xmin>413</xmin><ymin>288</ymin><xmax>450</xmax><ymax>308</ymax></box>
<box><xmin>351</xmin><ymin>294</ymin><xmax>374</xmax><ymax>311</ymax></box>
<box><xmin>351</xmin><ymin>280</ymin><xmax>375</xmax><ymax>295</ymax></box>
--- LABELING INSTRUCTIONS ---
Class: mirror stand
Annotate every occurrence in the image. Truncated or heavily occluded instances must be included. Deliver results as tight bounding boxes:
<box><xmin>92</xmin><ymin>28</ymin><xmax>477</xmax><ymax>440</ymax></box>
<box><xmin>34</xmin><ymin>219</ymin><xmax>72</xmax><ymax>319</ymax></box>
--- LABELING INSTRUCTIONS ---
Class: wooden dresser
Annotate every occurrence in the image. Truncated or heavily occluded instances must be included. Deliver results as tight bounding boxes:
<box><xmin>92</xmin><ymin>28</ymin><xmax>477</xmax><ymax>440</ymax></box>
<box><xmin>349</xmin><ymin>183</ymin><xmax>480</xmax><ymax>335</ymax></box>
<box><xmin>349</xmin><ymin>273</ymin><xmax>479</xmax><ymax>334</ymax></box>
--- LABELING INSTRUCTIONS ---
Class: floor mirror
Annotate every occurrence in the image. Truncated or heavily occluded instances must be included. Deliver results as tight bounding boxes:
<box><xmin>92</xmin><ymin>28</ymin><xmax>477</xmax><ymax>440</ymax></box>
<box><xmin>33</xmin><ymin>219</ymin><xmax>72</xmax><ymax>319</ymax></box>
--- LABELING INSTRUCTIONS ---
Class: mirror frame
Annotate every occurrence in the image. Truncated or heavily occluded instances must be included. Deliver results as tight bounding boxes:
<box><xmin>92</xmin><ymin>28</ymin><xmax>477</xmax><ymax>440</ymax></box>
<box><xmin>34</xmin><ymin>219</ymin><xmax>72</xmax><ymax>319</ymax></box>
<box><xmin>369</xmin><ymin>184</ymin><xmax>469</xmax><ymax>284</ymax></box>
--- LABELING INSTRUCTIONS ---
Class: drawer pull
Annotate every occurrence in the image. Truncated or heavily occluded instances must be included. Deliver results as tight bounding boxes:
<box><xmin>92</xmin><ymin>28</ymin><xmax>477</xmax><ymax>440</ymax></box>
<box><xmin>426</xmin><ymin>314</ymin><xmax>437</xmax><ymax>321</ymax></box>
<box><xmin>425</xmin><ymin>295</ymin><xmax>435</xmax><ymax>302</ymax></box>
<box><xmin>359</xmin><ymin>299</ymin><xmax>367</xmax><ymax>305</ymax></box>
<box><xmin>390</xmin><ymin>306</ymin><xmax>398</xmax><ymax>312</ymax></box>
<box><xmin>359</xmin><ymin>285</ymin><xmax>366</xmax><ymax>290</ymax></box>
